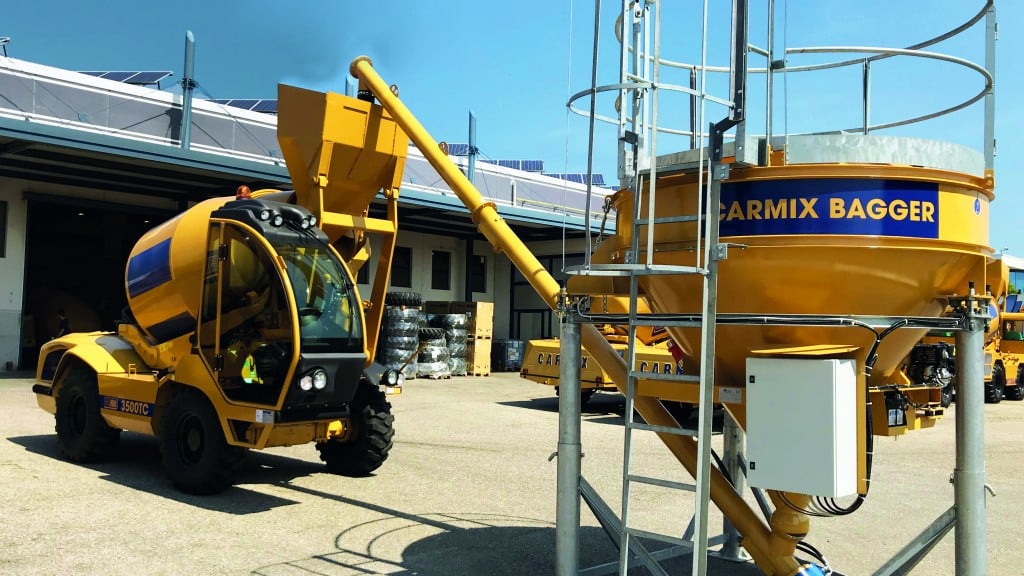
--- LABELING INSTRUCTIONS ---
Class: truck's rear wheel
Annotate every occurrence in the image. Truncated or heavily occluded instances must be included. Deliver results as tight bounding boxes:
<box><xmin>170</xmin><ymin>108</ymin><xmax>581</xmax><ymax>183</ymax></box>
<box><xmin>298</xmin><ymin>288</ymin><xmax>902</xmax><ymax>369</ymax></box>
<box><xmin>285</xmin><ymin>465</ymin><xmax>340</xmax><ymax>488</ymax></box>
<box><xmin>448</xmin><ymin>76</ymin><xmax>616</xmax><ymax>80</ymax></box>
<box><xmin>318</xmin><ymin>381</ymin><xmax>394</xmax><ymax>476</ymax></box>
<box><xmin>55</xmin><ymin>369</ymin><xmax>120</xmax><ymax>462</ymax></box>
<box><xmin>160</xmin><ymin>388</ymin><xmax>244</xmax><ymax>494</ymax></box>
<box><xmin>985</xmin><ymin>364</ymin><xmax>1005</xmax><ymax>404</ymax></box>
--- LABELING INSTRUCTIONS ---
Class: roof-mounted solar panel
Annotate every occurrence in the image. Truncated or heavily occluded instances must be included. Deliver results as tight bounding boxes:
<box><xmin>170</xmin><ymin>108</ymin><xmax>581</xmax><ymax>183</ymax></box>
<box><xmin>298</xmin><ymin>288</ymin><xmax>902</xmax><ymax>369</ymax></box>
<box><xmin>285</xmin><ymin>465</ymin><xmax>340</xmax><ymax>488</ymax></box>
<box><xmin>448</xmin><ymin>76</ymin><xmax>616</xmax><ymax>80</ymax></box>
<box><xmin>251</xmin><ymin>100</ymin><xmax>278</xmax><ymax>113</ymax></box>
<box><xmin>204</xmin><ymin>98</ymin><xmax>278</xmax><ymax>114</ymax></box>
<box><xmin>446</xmin><ymin>143</ymin><xmax>470</xmax><ymax>156</ymax></box>
<box><xmin>79</xmin><ymin>71</ymin><xmax>174</xmax><ymax>87</ymax></box>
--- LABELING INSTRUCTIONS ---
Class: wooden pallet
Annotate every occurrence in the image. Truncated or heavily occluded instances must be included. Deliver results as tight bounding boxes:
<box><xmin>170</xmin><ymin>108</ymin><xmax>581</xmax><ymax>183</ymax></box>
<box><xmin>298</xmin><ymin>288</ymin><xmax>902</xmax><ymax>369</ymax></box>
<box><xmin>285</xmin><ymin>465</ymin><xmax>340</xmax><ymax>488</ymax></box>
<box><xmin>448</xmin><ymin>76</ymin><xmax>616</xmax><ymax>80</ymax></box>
<box><xmin>470</xmin><ymin>370</ymin><xmax>490</xmax><ymax>377</ymax></box>
<box><xmin>419</xmin><ymin>373</ymin><xmax>451</xmax><ymax>380</ymax></box>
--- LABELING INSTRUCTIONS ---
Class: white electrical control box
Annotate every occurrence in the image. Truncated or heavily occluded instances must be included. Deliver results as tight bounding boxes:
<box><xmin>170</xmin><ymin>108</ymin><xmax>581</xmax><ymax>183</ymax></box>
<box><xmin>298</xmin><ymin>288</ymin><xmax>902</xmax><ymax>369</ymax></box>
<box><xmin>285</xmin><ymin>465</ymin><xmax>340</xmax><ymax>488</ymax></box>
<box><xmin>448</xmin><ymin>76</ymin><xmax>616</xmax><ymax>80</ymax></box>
<box><xmin>746</xmin><ymin>357</ymin><xmax>858</xmax><ymax>497</ymax></box>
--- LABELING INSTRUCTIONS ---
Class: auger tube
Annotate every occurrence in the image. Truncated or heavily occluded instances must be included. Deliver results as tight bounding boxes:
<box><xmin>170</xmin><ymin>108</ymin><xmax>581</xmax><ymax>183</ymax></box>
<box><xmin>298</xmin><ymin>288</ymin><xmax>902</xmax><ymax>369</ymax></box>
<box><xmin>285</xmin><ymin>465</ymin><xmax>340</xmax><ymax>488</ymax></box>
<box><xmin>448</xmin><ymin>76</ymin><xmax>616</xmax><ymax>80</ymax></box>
<box><xmin>350</xmin><ymin>56</ymin><xmax>805</xmax><ymax>575</ymax></box>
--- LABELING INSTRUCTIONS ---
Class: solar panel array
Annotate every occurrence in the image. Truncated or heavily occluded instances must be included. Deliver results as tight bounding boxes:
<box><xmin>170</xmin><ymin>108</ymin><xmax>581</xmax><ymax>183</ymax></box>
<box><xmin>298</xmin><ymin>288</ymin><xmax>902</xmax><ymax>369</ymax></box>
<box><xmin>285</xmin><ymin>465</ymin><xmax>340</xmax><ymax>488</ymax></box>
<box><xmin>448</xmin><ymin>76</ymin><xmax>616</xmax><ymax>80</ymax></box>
<box><xmin>493</xmin><ymin>159</ymin><xmax>544</xmax><ymax>172</ymax></box>
<box><xmin>446</xmin><ymin>143</ymin><xmax>471</xmax><ymax>156</ymax></box>
<box><xmin>80</xmin><ymin>71</ymin><xmax>173</xmax><ymax>86</ymax></box>
<box><xmin>206</xmin><ymin>99</ymin><xmax>278</xmax><ymax>114</ymax></box>
<box><xmin>544</xmin><ymin>173</ymin><xmax>607</xmax><ymax>186</ymax></box>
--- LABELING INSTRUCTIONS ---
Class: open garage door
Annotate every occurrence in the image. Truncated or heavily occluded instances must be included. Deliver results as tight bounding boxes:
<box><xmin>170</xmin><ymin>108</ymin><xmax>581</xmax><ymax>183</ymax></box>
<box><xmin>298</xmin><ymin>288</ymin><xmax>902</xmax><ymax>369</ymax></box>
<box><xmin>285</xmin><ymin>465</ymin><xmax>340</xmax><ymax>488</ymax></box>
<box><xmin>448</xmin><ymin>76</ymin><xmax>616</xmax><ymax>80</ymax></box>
<box><xmin>20</xmin><ymin>195</ymin><xmax>175</xmax><ymax>368</ymax></box>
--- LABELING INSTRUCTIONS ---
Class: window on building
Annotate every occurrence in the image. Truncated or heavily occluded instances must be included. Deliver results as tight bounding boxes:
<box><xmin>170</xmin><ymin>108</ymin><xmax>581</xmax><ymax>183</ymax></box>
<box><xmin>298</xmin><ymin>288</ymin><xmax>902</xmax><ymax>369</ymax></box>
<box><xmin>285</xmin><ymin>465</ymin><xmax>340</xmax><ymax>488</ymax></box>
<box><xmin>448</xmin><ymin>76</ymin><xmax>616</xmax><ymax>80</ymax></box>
<box><xmin>431</xmin><ymin>250</ymin><xmax>451</xmax><ymax>290</ymax></box>
<box><xmin>0</xmin><ymin>201</ymin><xmax>6</xmax><ymax>258</ymax></box>
<box><xmin>392</xmin><ymin>246</ymin><xmax>412</xmax><ymax>288</ymax></box>
<box><xmin>471</xmin><ymin>254</ymin><xmax>487</xmax><ymax>293</ymax></box>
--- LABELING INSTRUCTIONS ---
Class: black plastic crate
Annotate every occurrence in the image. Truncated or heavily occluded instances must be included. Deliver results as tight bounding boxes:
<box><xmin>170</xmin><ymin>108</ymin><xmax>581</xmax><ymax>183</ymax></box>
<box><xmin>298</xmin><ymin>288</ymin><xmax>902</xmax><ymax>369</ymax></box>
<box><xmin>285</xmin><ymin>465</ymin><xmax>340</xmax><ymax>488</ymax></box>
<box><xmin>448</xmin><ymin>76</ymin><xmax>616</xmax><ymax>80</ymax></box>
<box><xmin>492</xmin><ymin>339</ymin><xmax>525</xmax><ymax>372</ymax></box>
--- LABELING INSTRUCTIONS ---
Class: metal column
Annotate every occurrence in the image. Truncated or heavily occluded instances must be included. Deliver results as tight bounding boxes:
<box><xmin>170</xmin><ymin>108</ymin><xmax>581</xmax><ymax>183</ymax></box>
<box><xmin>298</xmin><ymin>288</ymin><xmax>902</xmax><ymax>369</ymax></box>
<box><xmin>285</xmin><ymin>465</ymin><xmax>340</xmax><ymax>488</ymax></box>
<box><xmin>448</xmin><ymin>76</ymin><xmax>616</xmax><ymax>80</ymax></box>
<box><xmin>180</xmin><ymin>30</ymin><xmax>196</xmax><ymax>151</ymax></box>
<box><xmin>953</xmin><ymin>297</ymin><xmax>987</xmax><ymax>575</ymax></box>
<box><xmin>556</xmin><ymin>313</ymin><xmax>583</xmax><ymax>576</ymax></box>
<box><xmin>719</xmin><ymin>413</ymin><xmax>749</xmax><ymax>561</ymax></box>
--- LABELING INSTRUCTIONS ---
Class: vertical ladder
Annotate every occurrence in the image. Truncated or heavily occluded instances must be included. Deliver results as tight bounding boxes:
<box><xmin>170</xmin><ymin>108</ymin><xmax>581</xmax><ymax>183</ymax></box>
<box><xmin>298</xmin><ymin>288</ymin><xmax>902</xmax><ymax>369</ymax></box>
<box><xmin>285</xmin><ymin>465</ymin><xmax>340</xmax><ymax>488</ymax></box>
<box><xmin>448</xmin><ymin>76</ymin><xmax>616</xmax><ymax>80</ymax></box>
<box><xmin>563</xmin><ymin>1</ymin><xmax>748</xmax><ymax>574</ymax></box>
<box><xmin>579</xmin><ymin>1</ymin><xmax>746</xmax><ymax>574</ymax></box>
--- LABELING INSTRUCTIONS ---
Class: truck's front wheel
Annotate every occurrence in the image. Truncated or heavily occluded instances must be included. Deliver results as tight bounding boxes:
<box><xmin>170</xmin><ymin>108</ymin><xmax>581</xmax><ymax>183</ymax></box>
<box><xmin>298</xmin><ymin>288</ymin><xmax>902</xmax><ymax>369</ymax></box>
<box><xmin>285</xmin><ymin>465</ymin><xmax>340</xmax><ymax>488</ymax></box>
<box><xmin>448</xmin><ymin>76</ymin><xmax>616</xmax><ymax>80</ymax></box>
<box><xmin>318</xmin><ymin>381</ymin><xmax>394</xmax><ymax>476</ymax></box>
<box><xmin>55</xmin><ymin>369</ymin><xmax>120</xmax><ymax>462</ymax></box>
<box><xmin>160</xmin><ymin>388</ymin><xmax>244</xmax><ymax>494</ymax></box>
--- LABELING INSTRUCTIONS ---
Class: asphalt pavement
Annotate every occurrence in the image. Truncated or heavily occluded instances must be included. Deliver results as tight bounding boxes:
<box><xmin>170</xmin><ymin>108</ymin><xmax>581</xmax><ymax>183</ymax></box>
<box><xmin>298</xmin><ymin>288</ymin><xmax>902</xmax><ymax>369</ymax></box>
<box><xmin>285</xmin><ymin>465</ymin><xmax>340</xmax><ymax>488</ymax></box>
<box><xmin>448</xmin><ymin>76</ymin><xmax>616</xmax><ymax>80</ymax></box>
<box><xmin>1</xmin><ymin>371</ymin><xmax>1020</xmax><ymax>575</ymax></box>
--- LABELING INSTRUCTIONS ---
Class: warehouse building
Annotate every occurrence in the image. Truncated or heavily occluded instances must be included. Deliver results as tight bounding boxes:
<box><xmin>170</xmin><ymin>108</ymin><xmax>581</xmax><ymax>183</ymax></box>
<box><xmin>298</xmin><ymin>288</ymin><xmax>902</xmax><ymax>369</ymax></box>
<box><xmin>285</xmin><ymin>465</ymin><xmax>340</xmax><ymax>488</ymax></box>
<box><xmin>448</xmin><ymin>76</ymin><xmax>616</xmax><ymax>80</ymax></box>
<box><xmin>0</xmin><ymin>55</ymin><xmax>612</xmax><ymax>369</ymax></box>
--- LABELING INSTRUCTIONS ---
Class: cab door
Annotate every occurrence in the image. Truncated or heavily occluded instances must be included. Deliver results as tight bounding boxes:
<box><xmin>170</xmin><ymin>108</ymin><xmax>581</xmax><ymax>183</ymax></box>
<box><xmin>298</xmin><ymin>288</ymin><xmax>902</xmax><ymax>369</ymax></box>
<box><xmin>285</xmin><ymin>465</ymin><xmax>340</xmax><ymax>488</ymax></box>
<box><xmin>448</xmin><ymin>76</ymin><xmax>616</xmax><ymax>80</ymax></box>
<box><xmin>198</xmin><ymin>223</ymin><xmax>296</xmax><ymax>406</ymax></box>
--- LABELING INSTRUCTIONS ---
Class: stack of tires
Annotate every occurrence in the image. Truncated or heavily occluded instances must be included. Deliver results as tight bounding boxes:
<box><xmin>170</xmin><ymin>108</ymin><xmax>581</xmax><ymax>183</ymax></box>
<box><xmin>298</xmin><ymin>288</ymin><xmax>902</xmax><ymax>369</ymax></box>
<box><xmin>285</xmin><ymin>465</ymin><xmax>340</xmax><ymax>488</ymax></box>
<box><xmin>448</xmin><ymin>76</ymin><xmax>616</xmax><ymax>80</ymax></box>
<box><xmin>416</xmin><ymin>327</ymin><xmax>450</xmax><ymax>378</ymax></box>
<box><xmin>378</xmin><ymin>291</ymin><xmax>422</xmax><ymax>379</ymax></box>
<box><xmin>430</xmin><ymin>313</ymin><xmax>469</xmax><ymax>376</ymax></box>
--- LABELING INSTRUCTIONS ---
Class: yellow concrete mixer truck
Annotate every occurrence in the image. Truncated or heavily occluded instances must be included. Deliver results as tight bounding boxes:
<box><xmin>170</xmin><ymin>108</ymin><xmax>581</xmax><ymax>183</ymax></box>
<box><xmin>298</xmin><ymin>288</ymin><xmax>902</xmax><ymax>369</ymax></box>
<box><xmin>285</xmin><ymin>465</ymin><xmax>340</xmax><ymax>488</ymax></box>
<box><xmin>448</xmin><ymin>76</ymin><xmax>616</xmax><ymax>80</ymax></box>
<box><xmin>31</xmin><ymin>84</ymin><xmax>408</xmax><ymax>494</ymax></box>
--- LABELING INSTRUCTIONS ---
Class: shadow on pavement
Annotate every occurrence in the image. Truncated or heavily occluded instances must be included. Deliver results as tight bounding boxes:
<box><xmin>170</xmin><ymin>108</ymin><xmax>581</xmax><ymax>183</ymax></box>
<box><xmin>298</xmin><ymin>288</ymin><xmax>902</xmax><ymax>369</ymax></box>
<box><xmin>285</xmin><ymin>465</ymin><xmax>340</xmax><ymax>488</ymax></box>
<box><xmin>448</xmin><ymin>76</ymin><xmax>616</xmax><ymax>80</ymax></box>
<box><xmin>250</xmin><ymin>503</ymin><xmax>764</xmax><ymax>576</ymax></box>
<box><xmin>5</xmin><ymin>432</ymin><xmax>345</xmax><ymax>514</ymax></box>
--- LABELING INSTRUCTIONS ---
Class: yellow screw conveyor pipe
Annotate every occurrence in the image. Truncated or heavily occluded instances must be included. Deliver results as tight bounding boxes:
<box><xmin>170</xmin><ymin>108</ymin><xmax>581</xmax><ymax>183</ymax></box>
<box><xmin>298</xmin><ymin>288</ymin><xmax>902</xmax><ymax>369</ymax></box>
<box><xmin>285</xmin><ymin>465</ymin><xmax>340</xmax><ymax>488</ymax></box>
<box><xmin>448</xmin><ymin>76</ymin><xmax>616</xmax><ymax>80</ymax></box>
<box><xmin>350</xmin><ymin>56</ymin><xmax>803</xmax><ymax>576</ymax></box>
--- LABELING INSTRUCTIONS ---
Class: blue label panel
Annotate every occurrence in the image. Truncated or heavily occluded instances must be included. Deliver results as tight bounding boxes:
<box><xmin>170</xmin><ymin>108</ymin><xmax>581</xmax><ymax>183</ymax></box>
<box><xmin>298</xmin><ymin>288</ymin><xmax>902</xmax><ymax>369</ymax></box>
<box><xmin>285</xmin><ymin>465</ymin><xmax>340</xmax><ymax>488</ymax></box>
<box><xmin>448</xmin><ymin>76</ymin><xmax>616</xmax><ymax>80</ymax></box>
<box><xmin>100</xmin><ymin>396</ymin><xmax>154</xmax><ymax>417</ymax></box>
<box><xmin>719</xmin><ymin>179</ymin><xmax>939</xmax><ymax>238</ymax></box>
<box><xmin>127</xmin><ymin>238</ymin><xmax>172</xmax><ymax>298</ymax></box>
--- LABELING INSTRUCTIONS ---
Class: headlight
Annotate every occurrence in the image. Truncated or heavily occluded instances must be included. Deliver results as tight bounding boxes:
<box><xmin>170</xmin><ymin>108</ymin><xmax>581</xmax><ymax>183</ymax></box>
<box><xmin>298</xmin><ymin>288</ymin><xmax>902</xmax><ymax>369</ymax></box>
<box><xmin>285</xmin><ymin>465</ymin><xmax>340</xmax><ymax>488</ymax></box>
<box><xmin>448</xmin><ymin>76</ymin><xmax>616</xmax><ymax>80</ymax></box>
<box><xmin>271</xmin><ymin>214</ymin><xmax>284</xmax><ymax>227</ymax></box>
<box><xmin>299</xmin><ymin>217</ymin><xmax>312</xmax><ymax>229</ymax></box>
<box><xmin>984</xmin><ymin>364</ymin><xmax>993</xmax><ymax>377</ymax></box>
<box><xmin>308</xmin><ymin>215</ymin><xmax>317</xmax><ymax>227</ymax></box>
<box><xmin>299</xmin><ymin>375</ymin><xmax>313</xmax><ymax>391</ymax></box>
<box><xmin>384</xmin><ymin>370</ymin><xmax>398</xmax><ymax>385</ymax></box>
<box><xmin>984</xmin><ymin>353</ymin><xmax>993</xmax><ymax>365</ymax></box>
<box><xmin>312</xmin><ymin>369</ymin><xmax>328</xmax><ymax>390</ymax></box>
<box><xmin>258</xmin><ymin>208</ymin><xmax>272</xmax><ymax>221</ymax></box>
<box><xmin>396</xmin><ymin>372</ymin><xmax>406</xmax><ymax>386</ymax></box>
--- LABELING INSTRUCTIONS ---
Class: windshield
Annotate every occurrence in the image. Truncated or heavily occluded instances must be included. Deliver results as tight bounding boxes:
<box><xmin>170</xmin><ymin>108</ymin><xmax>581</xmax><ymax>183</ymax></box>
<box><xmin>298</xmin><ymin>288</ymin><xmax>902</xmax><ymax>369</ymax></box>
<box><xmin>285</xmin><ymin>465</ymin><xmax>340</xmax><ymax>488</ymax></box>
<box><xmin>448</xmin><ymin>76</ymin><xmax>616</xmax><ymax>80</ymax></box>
<box><xmin>275</xmin><ymin>243</ymin><xmax>363</xmax><ymax>353</ymax></box>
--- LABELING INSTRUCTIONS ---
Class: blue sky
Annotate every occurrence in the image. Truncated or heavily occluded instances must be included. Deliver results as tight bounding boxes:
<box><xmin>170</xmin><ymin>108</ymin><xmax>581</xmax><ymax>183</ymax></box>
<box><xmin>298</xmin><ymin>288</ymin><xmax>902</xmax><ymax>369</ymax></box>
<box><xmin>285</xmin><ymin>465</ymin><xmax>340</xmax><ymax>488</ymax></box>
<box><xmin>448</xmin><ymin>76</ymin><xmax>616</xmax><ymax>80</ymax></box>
<box><xmin>4</xmin><ymin>1</ymin><xmax>1022</xmax><ymax>253</ymax></box>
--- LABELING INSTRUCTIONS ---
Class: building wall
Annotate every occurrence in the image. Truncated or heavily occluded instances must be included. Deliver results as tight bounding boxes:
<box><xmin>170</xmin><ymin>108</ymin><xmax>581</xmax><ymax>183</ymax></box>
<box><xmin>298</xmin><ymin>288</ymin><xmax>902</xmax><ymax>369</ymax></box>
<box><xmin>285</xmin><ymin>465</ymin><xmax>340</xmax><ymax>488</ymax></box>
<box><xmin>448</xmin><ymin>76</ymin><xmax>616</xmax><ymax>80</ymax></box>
<box><xmin>0</xmin><ymin>179</ymin><xmax>29</xmax><ymax>370</ymax></box>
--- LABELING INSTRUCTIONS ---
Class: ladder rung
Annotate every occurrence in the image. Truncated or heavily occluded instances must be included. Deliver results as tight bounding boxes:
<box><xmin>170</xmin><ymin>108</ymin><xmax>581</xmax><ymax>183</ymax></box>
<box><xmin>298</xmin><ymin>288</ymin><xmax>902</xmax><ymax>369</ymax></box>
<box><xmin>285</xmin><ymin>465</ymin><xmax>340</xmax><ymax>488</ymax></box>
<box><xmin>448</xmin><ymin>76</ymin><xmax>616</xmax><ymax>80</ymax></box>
<box><xmin>628</xmin><ymin>421</ymin><xmax>698</xmax><ymax>436</ymax></box>
<box><xmin>624</xmin><ymin>527</ymin><xmax>693</xmax><ymax>548</ymax></box>
<box><xmin>626</xmin><ymin>474</ymin><xmax>696</xmax><ymax>492</ymax></box>
<box><xmin>636</xmin><ymin>215</ymin><xmax>702</xmax><ymax>225</ymax></box>
<box><xmin>630</xmin><ymin>371</ymin><xmax>700</xmax><ymax>383</ymax></box>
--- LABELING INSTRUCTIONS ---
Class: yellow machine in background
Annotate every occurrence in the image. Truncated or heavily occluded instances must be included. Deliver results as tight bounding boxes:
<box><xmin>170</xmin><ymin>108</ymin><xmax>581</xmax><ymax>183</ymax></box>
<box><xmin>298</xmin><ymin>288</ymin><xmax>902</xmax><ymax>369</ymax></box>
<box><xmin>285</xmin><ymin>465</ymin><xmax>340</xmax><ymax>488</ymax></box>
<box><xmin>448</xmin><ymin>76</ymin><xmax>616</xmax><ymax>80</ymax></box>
<box><xmin>520</xmin><ymin>296</ymin><xmax>684</xmax><ymax>407</ymax></box>
<box><xmin>33</xmin><ymin>85</ymin><xmax>409</xmax><ymax>494</ymax></box>
<box><xmin>906</xmin><ymin>257</ymin><xmax>1024</xmax><ymax>405</ymax></box>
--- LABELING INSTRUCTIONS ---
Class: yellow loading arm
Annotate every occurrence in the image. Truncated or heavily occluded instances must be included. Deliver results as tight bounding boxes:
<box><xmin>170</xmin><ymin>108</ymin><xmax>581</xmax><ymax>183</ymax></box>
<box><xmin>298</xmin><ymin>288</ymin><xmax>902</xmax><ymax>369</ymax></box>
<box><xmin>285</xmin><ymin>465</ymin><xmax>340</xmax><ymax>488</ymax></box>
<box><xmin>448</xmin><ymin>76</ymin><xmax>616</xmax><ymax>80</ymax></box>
<box><xmin>276</xmin><ymin>85</ymin><xmax>409</xmax><ymax>362</ymax></box>
<box><xmin>349</xmin><ymin>56</ymin><xmax>803</xmax><ymax>576</ymax></box>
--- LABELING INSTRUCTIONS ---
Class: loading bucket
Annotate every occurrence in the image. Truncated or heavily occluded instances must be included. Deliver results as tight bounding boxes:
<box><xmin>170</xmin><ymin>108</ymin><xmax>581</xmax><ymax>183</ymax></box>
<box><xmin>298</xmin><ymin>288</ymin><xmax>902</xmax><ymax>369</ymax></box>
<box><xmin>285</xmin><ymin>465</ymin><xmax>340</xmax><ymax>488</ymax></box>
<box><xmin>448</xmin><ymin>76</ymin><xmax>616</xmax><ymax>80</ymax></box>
<box><xmin>602</xmin><ymin>151</ymin><xmax>993</xmax><ymax>385</ymax></box>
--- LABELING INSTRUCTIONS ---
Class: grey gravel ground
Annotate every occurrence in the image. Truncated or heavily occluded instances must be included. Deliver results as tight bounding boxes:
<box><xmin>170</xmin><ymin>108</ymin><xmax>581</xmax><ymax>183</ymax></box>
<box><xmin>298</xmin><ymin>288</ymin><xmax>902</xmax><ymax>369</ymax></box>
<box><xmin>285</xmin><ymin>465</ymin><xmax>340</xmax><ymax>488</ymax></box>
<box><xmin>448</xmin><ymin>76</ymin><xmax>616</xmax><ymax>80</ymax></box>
<box><xmin>1</xmin><ymin>371</ymin><xmax>1020</xmax><ymax>575</ymax></box>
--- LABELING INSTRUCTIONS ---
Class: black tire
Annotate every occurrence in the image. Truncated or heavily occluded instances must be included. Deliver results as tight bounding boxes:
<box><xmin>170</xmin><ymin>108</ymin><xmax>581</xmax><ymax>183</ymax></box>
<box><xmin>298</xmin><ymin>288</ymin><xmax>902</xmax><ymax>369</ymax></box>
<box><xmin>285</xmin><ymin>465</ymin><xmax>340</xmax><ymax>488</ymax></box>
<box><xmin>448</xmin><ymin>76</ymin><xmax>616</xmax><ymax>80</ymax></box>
<box><xmin>419</xmin><ymin>327</ymin><xmax>445</xmax><ymax>341</ymax></box>
<box><xmin>160</xmin><ymin>388</ymin><xmax>244</xmax><ymax>495</ymax></box>
<box><xmin>445</xmin><ymin>328</ymin><xmax>468</xmax><ymax>344</ymax></box>
<box><xmin>665</xmin><ymin>401</ymin><xmax>694</xmax><ymax>424</ymax></box>
<box><xmin>383</xmin><ymin>334</ymin><xmax>420</xmax><ymax>349</ymax></box>
<box><xmin>449</xmin><ymin>358</ymin><xmax>468</xmax><ymax>376</ymax></box>
<box><xmin>940</xmin><ymin>380</ymin><xmax>954</xmax><ymax>408</ymax></box>
<box><xmin>448</xmin><ymin>341</ymin><xmax>467</xmax><ymax>357</ymax></box>
<box><xmin>580</xmin><ymin>388</ymin><xmax>596</xmax><ymax>406</ymax></box>
<box><xmin>382</xmin><ymin>320</ymin><xmax>421</xmax><ymax>337</ymax></box>
<box><xmin>418</xmin><ymin>345</ymin><xmax>450</xmax><ymax>363</ymax></box>
<box><xmin>55</xmin><ymin>369</ymin><xmax>120</xmax><ymax>462</ymax></box>
<box><xmin>318</xmin><ymin>381</ymin><xmax>394</xmax><ymax>475</ymax></box>
<box><xmin>985</xmin><ymin>364</ymin><xmax>1005</xmax><ymax>404</ymax></box>
<box><xmin>438</xmin><ymin>314</ymin><xmax>468</xmax><ymax>328</ymax></box>
<box><xmin>1006</xmin><ymin>368</ymin><xmax>1024</xmax><ymax>400</ymax></box>
<box><xmin>383</xmin><ymin>306</ymin><xmax>422</xmax><ymax>322</ymax></box>
<box><xmin>380</xmin><ymin>348</ymin><xmax>418</xmax><ymax>365</ymax></box>
<box><xmin>385</xmin><ymin>291</ymin><xmax>422</xmax><ymax>307</ymax></box>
